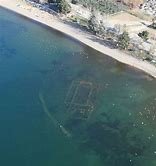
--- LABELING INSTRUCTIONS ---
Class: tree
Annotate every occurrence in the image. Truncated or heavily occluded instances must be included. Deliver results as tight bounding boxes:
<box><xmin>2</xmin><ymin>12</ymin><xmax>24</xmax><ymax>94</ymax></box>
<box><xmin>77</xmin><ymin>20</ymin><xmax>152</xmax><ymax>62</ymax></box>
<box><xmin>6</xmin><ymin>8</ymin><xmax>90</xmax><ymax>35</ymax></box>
<box><xmin>117</xmin><ymin>31</ymin><xmax>130</xmax><ymax>50</ymax></box>
<box><xmin>138</xmin><ymin>31</ymin><xmax>149</xmax><ymax>41</ymax></box>
<box><xmin>98</xmin><ymin>21</ymin><xmax>107</xmax><ymax>37</ymax></box>
<box><xmin>88</xmin><ymin>14</ymin><xmax>100</xmax><ymax>34</ymax></box>
<box><xmin>57</xmin><ymin>0</ymin><xmax>71</xmax><ymax>14</ymax></box>
<box><xmin>71</xmin><ymin>0</ymin><xmax>78</xmax><ymax>4</ymax></box>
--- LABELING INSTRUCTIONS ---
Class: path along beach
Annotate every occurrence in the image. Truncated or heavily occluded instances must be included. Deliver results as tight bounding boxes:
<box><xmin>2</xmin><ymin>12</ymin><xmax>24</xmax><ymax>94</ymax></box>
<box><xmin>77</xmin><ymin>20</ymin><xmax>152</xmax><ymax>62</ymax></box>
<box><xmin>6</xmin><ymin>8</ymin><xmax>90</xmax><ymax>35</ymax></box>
<box><xmin>1</xmin><ymin>0</ymin><xmax>156</xmax><ymax>78</ymax></box>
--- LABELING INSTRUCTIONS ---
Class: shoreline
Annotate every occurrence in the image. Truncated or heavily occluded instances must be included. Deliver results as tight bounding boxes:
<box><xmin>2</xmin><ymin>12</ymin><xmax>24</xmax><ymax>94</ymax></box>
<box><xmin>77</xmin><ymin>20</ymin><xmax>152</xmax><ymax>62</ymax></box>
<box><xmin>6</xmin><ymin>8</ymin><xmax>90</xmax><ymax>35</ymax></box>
<box><xmin>1</xmin><ymin>0</ymin><xmax>156</xmax><ymax>78</ymax></box>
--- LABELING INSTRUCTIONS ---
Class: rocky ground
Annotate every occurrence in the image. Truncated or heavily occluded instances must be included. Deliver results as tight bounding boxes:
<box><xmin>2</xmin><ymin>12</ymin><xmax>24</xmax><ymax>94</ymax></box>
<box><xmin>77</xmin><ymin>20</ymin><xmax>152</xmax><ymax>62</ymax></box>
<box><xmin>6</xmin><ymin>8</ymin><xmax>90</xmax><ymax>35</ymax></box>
<box><xmin>141</xmin><ymin>0</ymin><xmax>156</xmax><ymax>16</ymax></box>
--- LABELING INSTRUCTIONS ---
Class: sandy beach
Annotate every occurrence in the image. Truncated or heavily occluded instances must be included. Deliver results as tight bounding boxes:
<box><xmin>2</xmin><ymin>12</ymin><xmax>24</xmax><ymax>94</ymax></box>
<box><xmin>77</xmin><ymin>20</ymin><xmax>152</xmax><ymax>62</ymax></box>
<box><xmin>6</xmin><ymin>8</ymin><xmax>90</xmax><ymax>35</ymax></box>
<box><xmin>1</xmin><ymin>0</ymin><xmax>156</xmax><ymax>78</ymax></box>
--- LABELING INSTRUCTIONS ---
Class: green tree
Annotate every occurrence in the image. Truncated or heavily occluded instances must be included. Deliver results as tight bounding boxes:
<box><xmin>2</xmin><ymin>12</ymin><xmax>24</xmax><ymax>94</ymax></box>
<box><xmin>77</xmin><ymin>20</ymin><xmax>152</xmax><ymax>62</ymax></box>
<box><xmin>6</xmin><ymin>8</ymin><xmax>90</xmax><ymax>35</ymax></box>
<box><xmin>71</xmin><ymin>0</ymin><xmax>78</xmax><ymax>4</ymax></box>
<box><xmin>138</xmin><ymin>31</ymin><xmax>149</xmax><ymax>41</ymax></box>
<box><xmin>57</xmin><ymin>0</ymin><xmax>71</xmax><ymax>14</ymax></box>
<box><xmin>88</xmin><ymin>14</ymin><xmax>100</xmax><ymax>34</ymax></box>
<box><xmin>117</xmin><ymin>31</ymin><xmax>130</xmax><ymax>50</ymax></box>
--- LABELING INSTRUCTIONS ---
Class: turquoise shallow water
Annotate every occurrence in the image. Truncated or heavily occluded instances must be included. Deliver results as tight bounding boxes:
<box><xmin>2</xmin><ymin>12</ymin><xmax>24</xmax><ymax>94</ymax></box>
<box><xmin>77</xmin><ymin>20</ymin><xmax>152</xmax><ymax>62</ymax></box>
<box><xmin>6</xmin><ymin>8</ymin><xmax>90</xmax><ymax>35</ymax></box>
<box><xmin>0</xmin><ymin>7</ymin><xmax>156</xmax><ymax>166</ymax></box>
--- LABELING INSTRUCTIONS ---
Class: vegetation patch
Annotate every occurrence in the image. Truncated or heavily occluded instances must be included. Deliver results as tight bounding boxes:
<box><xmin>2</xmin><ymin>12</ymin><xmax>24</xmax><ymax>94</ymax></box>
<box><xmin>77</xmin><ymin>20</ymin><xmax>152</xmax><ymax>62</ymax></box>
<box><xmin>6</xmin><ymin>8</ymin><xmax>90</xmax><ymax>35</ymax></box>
<box><xmin>75</xmin><ymin>0</ymin><xmax>128</xmax><ymax>14</ymax></box>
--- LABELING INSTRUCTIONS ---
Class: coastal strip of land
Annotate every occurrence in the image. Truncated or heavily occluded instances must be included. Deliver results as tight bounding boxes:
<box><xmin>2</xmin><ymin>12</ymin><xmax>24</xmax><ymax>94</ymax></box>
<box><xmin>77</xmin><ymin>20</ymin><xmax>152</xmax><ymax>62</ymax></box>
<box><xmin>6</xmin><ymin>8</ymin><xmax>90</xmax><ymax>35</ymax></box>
<box><xmin>1</xmin><ymin>0</ymin><xmax>156</xmax><ymax>78</ymax></box>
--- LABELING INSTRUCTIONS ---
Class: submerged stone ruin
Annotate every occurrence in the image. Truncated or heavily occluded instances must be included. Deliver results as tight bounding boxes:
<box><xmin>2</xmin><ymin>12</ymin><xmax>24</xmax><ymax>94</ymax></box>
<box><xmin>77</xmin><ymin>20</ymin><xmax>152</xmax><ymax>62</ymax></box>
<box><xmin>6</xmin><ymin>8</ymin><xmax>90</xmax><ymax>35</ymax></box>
<box><xmin>65</xmin><ymin>80</ymin><xmax>96</xmax><ymax>120</ymax></box>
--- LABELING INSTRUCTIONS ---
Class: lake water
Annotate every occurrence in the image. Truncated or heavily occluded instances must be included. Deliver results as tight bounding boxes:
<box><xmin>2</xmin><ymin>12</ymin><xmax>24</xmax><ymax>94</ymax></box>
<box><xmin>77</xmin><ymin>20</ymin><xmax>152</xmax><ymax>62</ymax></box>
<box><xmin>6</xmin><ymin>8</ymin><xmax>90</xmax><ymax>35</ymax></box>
<box><xmin>0</xmin><ymin>7</ymin><xmax>156</xmax><ymax>166</ymax></box>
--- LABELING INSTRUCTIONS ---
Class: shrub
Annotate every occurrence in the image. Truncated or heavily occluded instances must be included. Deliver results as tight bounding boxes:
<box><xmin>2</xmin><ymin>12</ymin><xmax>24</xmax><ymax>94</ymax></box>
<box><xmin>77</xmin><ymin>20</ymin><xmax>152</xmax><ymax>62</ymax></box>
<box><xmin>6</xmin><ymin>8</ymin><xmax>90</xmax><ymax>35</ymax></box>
<box><xmin>138</xmin><ymin>31</ymin><xmax>149</xmax><ymax>41</ymax></box>
<box><xmin>57</xmin><ymin>0</ymin><xmax>71</xmax><ymax>14</ymax></box>
<box><xmin>88</xmin><ymin>15</ymin><xmax>99</xmax><ymax>34</ymax></box>
<box><xmin>71</xmin><ymin>0</ymin><xmax>78</xmax><ymax>4</ymax></box>
<box><xmin>117</xmin><ymin>31</ymin><xmax>130</xmax><ymax>50</ymax></box>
